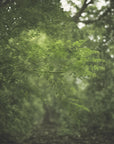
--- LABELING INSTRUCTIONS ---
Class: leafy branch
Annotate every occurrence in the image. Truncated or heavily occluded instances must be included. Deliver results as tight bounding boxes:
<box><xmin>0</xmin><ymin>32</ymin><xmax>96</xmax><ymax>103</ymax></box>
<box><xmin>79</xmin><ymin>7</ymin><xmax>111</xmax><ymax>24</ymax></box>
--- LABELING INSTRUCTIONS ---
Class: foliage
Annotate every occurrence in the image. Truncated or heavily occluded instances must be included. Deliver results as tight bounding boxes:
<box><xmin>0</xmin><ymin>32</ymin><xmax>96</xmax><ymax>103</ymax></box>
<box><xmin>0</xmin><ymin>0</ymin><xmax>114</xmax><ymax>144</ymax></box>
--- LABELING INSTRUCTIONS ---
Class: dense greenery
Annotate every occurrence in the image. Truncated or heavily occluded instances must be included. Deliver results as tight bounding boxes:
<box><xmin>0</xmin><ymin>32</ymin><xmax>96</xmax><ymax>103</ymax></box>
<box><xmin>0</xmin><ymin>0</ymin><xmax>114</xmax><ymax>144</ymax></box>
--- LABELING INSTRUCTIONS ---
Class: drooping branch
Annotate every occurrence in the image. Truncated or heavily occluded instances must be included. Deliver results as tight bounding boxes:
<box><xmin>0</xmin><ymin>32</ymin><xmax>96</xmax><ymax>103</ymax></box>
<box><xmin>72</xmin><ymin>0</ymin><xmax>93</xmax><ymax>22</ymax></box>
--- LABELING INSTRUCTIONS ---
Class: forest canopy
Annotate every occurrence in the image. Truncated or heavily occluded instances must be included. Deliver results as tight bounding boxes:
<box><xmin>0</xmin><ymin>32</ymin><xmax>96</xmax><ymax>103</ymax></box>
<box><xmin>0</xmin><ymin>0</ymin><xmax>114</xmax><ymax>144</ymax></box>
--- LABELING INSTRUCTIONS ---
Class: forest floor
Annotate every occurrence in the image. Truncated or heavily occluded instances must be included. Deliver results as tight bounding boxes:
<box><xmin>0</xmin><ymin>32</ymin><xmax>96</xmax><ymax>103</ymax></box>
<box><xmin>1</xmin><ymin>125</ymin><xmax>113</xmax><ymax>144</ymax></box>
<box><xmin>24</xmin><ymin>135</ymin><xmax>114</xmax><ymax>144</ymax></box>
<box><xmin>23</xmin><ymin>125</ymin><xmax>114</xmax><ymax>144</ymax></box>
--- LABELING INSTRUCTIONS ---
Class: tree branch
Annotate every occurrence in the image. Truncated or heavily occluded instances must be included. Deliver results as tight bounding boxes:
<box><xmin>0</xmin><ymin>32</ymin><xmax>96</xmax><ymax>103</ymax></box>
<box><xmin>0</xmin><ymin>0</ymin><xmax>13</xmax><ymax>7</ymax></box>
<box><xmin>78</xmin><ymin>7</ymin><xmax>111</xmax><ymax>24</ymax></box>
<box><xmin>72</xmin><ymin>0</ymin><xmax>93</xmax><ymax>22</ymax></box>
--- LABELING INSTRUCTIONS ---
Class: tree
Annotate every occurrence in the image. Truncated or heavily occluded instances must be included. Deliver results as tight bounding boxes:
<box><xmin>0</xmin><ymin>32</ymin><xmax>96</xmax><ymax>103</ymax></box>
<box><xmin>0</xmin><ymin>0</ymin><xmax>113</xmax><ymax>143</ymax></box>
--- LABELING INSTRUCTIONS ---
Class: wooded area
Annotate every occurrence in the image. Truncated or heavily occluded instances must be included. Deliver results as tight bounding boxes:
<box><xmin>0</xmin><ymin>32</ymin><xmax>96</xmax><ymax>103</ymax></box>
<box><xmin>0</xmin><ymin>0</ymin><xmax>114</xmax><ymax>144</ymax></box>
